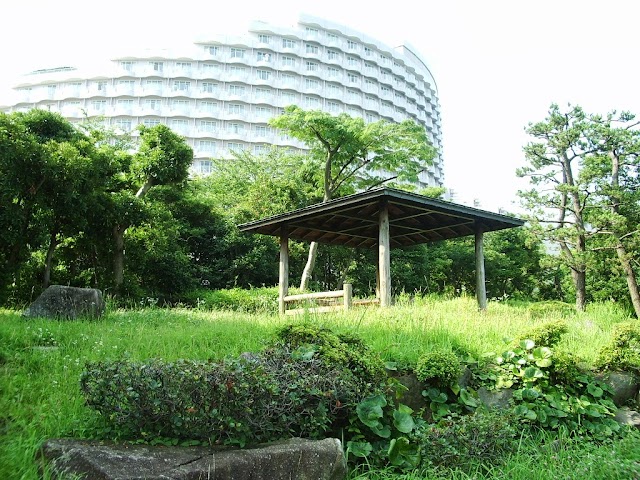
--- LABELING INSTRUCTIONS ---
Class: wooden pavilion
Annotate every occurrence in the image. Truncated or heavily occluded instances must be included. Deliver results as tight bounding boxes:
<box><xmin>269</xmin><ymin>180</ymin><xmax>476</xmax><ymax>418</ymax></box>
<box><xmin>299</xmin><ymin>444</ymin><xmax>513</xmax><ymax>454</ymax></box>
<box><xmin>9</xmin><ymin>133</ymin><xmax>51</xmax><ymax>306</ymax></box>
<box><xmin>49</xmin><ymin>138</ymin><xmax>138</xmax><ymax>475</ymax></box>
<box><xmin>238</xmin><ymin>188</ymin><xmax>524</xmax><ymax>313</ymax></box>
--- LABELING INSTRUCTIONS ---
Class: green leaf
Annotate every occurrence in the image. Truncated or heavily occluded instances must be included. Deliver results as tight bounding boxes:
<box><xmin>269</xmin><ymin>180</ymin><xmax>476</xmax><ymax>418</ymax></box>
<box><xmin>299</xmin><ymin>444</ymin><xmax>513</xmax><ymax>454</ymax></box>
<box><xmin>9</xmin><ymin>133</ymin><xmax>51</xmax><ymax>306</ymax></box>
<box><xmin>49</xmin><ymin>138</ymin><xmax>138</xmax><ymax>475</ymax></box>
<box><xmin>346</xmin><ymin>441</ymin><xmax>373</xmax><ymax>458</ymax></box>
<box><xmin>520</xmin><ymin>339</ymin><xmax>535</xmax><ymax>350</ymax></box>
<box><xmin>393</xmin><ymin>409</ymin><xmax>416</xmax><ymax>433</ymax></box>
<box><xmin>388</xmin><ymin>437</ymin><xmax>421</xmax><ymax>468</ymax></box>
<box><xmin>356</xmin><ymin>394</ymin><xmax>386</xmax><ymax>428</ymax></box>
<box><xmin>587</xmin><ymin>384</ymin><xmax>604</xmax><ymax>398</ymax></box>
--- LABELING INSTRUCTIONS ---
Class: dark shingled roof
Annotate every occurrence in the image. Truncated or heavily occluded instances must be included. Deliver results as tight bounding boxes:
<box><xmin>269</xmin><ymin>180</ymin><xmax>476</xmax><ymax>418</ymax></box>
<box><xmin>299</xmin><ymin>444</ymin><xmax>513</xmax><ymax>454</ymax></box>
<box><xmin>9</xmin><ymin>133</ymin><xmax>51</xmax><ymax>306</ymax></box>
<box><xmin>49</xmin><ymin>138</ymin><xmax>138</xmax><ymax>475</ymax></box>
<box><xmin>238</xmin><ymin>188</ymin><xmax>524</xmax><ymax>249</ymax></box>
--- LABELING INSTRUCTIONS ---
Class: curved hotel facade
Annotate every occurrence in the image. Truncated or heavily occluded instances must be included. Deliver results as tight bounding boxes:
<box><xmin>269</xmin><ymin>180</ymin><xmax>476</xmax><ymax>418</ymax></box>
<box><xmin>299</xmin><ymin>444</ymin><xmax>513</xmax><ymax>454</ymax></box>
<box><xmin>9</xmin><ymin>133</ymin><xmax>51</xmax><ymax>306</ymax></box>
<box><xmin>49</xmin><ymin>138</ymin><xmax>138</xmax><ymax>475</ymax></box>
<box><xmin>1</xmin><ymin>15</ymin><xmax>443</xmax><ymax>187</ymax></box>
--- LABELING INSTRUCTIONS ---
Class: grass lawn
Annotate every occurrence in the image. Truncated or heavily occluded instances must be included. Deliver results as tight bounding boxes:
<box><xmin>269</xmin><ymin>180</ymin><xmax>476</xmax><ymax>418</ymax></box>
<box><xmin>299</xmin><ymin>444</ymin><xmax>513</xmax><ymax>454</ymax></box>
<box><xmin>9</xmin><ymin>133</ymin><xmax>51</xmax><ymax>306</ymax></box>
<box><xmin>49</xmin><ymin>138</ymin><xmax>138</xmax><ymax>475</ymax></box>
<box><xmin>1</xmin><ymin>296</ymin><xmax>639</xmax><ymax>479</ymax></box>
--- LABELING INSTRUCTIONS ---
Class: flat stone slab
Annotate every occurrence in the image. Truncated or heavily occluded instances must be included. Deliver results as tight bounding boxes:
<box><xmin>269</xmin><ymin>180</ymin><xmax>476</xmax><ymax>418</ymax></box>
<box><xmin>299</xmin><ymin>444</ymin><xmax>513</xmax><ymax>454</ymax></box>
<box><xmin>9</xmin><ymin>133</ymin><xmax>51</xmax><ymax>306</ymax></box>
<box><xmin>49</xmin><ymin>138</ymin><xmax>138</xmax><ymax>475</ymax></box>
<box><xmin>39</xmin><ymin>437</ymin><xmax>346</xmax><ymax>480</ymax></box>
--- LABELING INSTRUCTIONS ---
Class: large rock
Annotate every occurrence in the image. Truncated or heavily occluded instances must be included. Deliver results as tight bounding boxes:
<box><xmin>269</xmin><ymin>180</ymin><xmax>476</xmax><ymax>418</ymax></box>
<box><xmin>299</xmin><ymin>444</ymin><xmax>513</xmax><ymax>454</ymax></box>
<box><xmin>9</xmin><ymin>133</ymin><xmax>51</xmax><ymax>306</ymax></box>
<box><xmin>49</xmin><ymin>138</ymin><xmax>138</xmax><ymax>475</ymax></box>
<box><xmin>598</xmin><ymin>371</ymin><xmax>639</xmax><ymax>407</ymax></box>
<box><xmin>39</xmin><ymin>437</ymin><xmax>347</xmax><ymax>480</ymax></box>
<box><xmin>23</xmin><ymin>285</ymin><xmax>105</xmax><ymax>320</ymax></box>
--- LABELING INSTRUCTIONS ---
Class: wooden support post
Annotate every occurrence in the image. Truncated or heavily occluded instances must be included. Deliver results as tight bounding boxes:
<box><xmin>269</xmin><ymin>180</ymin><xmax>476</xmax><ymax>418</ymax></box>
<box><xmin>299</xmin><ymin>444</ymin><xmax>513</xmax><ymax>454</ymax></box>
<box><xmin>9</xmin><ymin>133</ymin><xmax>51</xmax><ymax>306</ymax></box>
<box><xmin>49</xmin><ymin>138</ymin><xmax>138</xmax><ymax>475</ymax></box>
<box><xmin>379</xmin><ymin>202</ymin><xmax>391</xmax><ymax>307</ymax></box>
<box><xmin>278</xmin><ymin>227</ymin><xmax>289</xmax><ymax>315</ymax></box>
<box><xmin>475</xmin><ymin>226</ymin><xmax>487</xmax><ymax>311</ymax></box>
<box><xmin>343</xmin><ymin>283</ymin><xmax>353</xmax><ymax>310</ymax></box>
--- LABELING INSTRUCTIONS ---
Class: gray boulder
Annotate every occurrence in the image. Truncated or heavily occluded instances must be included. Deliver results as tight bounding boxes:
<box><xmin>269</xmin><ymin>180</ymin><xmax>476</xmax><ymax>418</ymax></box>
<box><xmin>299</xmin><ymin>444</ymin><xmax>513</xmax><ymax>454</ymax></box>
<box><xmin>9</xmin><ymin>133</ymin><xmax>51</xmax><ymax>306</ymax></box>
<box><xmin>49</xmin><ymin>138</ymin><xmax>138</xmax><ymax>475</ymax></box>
<box><xmin>614</xmin><ymin>408</ymin><xmax>640</xmax><ymax>429</ymax></box>
<box><xmin>23</xmin><ymin>285</ymin><xmax>104</xmax><ymax>320</ymax></box>
<box><xmin>39</xmin><ymin>437</ymin><xmax>347</xmax><ymax>480</ymax></box>
<box><xmin>597</xmin><ymin>371</ymin><xmax>639</xmax><ymax>407</ymax></box>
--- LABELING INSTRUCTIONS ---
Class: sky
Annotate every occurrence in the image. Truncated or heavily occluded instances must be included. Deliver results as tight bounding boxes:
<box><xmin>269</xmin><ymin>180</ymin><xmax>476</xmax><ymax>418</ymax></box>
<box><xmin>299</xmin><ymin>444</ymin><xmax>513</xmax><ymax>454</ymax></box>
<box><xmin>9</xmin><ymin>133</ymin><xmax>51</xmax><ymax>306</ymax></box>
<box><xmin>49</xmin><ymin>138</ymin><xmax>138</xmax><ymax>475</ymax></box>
<box><xmin>2</xmin><ymin>0</ymin><xmax>640</xmax><ymax>213</ymax></box>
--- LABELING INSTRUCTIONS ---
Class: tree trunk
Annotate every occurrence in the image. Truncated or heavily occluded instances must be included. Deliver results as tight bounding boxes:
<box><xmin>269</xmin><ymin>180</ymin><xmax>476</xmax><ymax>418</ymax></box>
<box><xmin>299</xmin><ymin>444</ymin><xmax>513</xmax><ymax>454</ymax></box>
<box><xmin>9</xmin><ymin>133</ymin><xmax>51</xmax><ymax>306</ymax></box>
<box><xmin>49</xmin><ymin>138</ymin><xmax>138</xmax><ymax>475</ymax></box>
<box><xmin>616</xmin><ymin>244</ymin><xmax>640</xmax><ymax>318</ymax></box>
<box><xmin>113</xmin><ymin>224</ymin><xmax>125</xmax><ymax>291</ymax></box>
<box><xmin>299</xmin><ymin>241</ymin><xmax>318</xmax><ymax>291</ymax></box>
<box><xmin>571</xmin><ymin>267</ymin><xmax>587</xmax><ymax>312</ymax></box>
<box><xmin>42</xmin><ymin>231</ymin><xmax>59</xmax><ymax>288</ymax></box>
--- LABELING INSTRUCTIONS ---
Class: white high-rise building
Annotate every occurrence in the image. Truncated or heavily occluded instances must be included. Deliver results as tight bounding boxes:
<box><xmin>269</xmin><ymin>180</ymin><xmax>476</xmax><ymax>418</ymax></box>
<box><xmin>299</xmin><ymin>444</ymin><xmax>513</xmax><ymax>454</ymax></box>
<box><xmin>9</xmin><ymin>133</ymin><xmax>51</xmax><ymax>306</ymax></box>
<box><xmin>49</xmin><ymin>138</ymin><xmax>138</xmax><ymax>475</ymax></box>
<box><xmin>1</xmin><ymin>14</ymin><xmax>443</xmax><ymax>186</ymax></box>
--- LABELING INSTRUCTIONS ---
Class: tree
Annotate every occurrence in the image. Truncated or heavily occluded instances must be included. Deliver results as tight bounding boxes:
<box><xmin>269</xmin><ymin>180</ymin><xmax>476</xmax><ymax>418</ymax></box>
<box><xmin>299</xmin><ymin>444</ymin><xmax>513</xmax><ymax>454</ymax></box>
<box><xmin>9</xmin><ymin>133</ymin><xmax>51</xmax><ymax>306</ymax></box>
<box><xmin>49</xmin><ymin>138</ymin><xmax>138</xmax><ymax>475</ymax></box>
<box><xmin>270</xmin><ymin>106</ymin><xmax>436</xmax><ymax>290</ymax></box>
<box><xmin>581</xmin><ymin>111</ymin><xmax>640</xmax><ymax>317</ymax></box>
<box><xmin>518</xmin><ymin>104</ymin><xmax>591</xmax><ymax>311</ymax></box>
<box><xmin>111</xmin><ymin>124</ymin><xmax>193</xmax><ymax>291</ymax></box>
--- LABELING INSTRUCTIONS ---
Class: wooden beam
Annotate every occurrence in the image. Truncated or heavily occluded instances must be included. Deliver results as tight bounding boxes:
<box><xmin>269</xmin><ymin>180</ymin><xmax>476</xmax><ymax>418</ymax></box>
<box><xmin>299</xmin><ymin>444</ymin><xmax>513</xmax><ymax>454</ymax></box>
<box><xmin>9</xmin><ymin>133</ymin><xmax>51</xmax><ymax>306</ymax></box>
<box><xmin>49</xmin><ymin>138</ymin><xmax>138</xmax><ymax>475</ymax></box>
<box><xmin>279</xmin><ymin>226</ymin><xmax>289</xmax><ymax>315</ymax></box>
<box><xmin>379</xmin><ymin>201</ymin><xmax>391</xmax><ymax>307</ymax></box>
<box><xmin>475</xmin><ymin>225</ymin><xmax>487</xmax><ymax>311</ymax></box>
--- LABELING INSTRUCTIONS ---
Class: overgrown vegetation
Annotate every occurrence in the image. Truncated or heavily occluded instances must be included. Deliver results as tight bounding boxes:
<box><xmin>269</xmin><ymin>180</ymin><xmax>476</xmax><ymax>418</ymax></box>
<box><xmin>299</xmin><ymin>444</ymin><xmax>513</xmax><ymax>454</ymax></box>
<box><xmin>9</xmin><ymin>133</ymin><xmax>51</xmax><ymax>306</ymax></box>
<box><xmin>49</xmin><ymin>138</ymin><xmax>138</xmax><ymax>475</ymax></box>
<box><xmin>1</xmin><ymin>297</ymin><xmax>639</xmax><ymax>479</ymax></box>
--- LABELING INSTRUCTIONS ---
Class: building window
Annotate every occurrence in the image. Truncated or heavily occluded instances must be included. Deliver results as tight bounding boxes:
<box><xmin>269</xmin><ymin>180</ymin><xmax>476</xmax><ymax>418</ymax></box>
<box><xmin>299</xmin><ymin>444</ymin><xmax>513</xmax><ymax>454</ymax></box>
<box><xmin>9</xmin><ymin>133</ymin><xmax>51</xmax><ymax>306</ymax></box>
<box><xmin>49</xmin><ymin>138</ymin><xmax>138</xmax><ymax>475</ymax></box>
<box><xmin>91</xmin><ymin>100</ymin><xmax>106</xmax><ymax>110</ymax></box>
<box><xmin>258</xmin><ymin>34</ymin><xmax>271</xmax><ymax>44</ymax></box>
<box><xmin>200</xmin><ymin>101</ymin><xmax>218</xmax><ymax>112</ymax></box>
<box><xmin>281</xmin><ymin>91</ymin><xmax>297</xmax><ymax>104</ymax></box>
<box><xmin>120</xmin><ymin>61</ymin><xmax>134</xmax><ymax>71</ymax></box>
<box><xmin>227</xmin><ymin>142</ymin><xmax>244</xmax><ymax>151</ymax></box>
<box><xmin>364</xmin><ymin>46</ymin><xmax>373</xmax><ymax>57</ymax></box>
<box><xmin>173</xmin><ymin>81</ymin><xmax>191</xmax><ymax>92</ymax></box>
<box><xmin>254</xmin><ymin>125</ymin><xmax>270</xmax><ymax>137</ymax></box>
<box><xmin>228</xmin><ymin>65</ymin><xmax>246</xmax><ymax>75</ymax></box>
<box><xmin>227</xmin><ymin>122</ymin><xmax>244</xmax><ymax>133</ymax></box>
<box><xmin>327</xmin><ymin>84</ymin><xmax>342</xmax><ymax>95</ymax></box>
<box><xmin>327</xmin><ymin>50</ymin><xmax>339</xmax><ymax>61</ymax></box>
<box><xmin>117</xmin><ymin>98</ymin><xmax>134</xmax><ymax>105</ymax></box>
<box><xmin>281</xmin><ymin>73</ymin><xmax>296</xmax><ymax>85</ymax></box>
<box><xmin>281</xmin><ymin>55</ymin><xmax>296</xmax><ymax>67</ymax></box>
<box><xmin>199</xmin><ymin>141</ymin><xmax>217</xmax><ymax>153</ymax></box>
<box><xmin>381</xmin><ymin>85</ymin><xmax>391</xmax><ymax>94</ymax></box>
<box><xmin>207</xmin><ymin>46</ymin><xmax>219</xmax><ymax>56</ymax></box>
<box><xmin>327</xmin><ymin>67</ymin><xmax>340</xmax><ymax>78</ymax></box>
<box><xmin>326</xmin><ymin>32</ymin><xmax>338</xmax><ymax>42</ymax></box>
<box><xmin>254</xmin><ymin>87</ymin><xmax>273</xmax><ymax>99</ymax></box>
<box><xmin>201</xmin><ymin>82</ymin><xmax>219</xmax><ymax>93</ymax></box>
<box><xmin>228</xmin><ymin>85</ymin><xmax>246</xmax><ymax>96</ymax></box>
<box><xmin>255</xmin><ymin>106</ymin><xmax>273</xmax><ymax>117</ymax></box>
<box><xmin>347</xmin><ymin>73</ymin><xmax>359</xmax><ymax>83</ymax></box>
<box><xmin>143</xmin><ymin>118</ymin><xmax>161</xmax><ymax>127</ymax></box>
<box><xmin>230</xmin><ymin>48</ymin><xmax>245</xmax><ymax>58</ymax></box>
<box><xmin>199</xmin><ymin>160</ymin><xmax>213</xmax><ymax>174</ymax></box>
<box><xmin>201</xmin><ymin>62</ymin><xmax>220</xmax><ymax>72</ymax></box>
<box><xmin>256</xmin><ymin>69</ymin><xmax>271</xmax><ymax>80</ymax></box>
<box><xmin>327</xmin><ymin>101</ymin><xmax>340</xmax><ymax>112</ymax></box>
<box><xmin>114</xmin><ymin>119</ymin><xmax>132</xmax><ymax>131</ymax></box>
<box><xmin>305</xmin><ymin>26</ymin><xmax>319</xmax><ymax>35</ymax></box>
<box><xmin>143</xmin><ymin>79</ymin><xmax>162</xmax><ymax>87</ymax></box>
<box><xmin>282</xmin><ymin>38</ymin><xmax>296</xmax><ymax>49</ymax></box>
<box><xmin>305</xmin><ymin>43</ymin><xmax>319</xmax><ymax>54</ymax></box>
<box><xmin>227</xmin><ymin>103</ymin><xmax>245</xmax><ymax>114</ymax></box>
<box><xmin>96</xmin><ymin>81</ymin><xmax>108</xmax><ymax>91</ymax></box>
<box><xmin>304</xmin><ymin>96</ymin><xmax>320</xmax><ymax>108</ymax></box>
<box><xmin>347</xmin><ymin>40</ymin><xmax>358</xmax><ymax>50</ymax></box>
<box><xmin>306</xmin><ymin>61</ymin><xmax>318</xmax><ymax>72</ymax></box>
<box><xmin>347</xmin><ymin>56</ymin><xmax>359</xmax><ymax>67</ymax></box>
<box><xmin>199</xmin><ymin>120</ymin><xmax>218</xmax><ymax>132</ymax></box>
<box><xmin>176</xmin><ymin>62</ymin><xmax>192</xmax><ymax>68</ymax></box>
<box><xmin>151</xmin><ymin>61</ymin><xmax>164</xmax><ymax>72</ymax></box>
<box><xmin>256</xmin><ymin>51</ymin><xmax>271</xmax><ymax>62</ymax></box>
<box><xmin>305</xmin><ymin>78</ymin><xmax>319</xmax><ymax>89</ymax></box>
<box><xmin>144</xmin><ymin>99</ymin><xmax>162</xmax><ymax>110</ymax></box>
<box><xmin>253</xmin><ymin>144</ymin><xmax>268</xmax><ymax>154</ymax></box>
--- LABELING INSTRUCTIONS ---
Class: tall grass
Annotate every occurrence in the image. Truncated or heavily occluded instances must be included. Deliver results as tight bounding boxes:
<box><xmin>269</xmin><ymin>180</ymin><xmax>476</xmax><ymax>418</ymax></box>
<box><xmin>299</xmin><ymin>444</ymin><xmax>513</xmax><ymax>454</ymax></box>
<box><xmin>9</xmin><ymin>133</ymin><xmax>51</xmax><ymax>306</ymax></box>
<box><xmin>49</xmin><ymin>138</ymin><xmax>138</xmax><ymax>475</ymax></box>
<box><xmin>0</xmin><ymin>298</ymin><xmax>636</xmax><ymax>479</ymax></box>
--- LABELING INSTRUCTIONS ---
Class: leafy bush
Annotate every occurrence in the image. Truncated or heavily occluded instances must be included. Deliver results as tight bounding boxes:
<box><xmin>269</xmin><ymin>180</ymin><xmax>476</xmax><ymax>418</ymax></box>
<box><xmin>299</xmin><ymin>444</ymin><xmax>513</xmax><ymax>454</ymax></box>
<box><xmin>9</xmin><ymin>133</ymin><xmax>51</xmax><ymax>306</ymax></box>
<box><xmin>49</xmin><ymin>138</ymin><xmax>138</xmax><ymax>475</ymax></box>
<box><xmin>514</xmin><ymin>319</ymin><xmax>568</xmax><ymax>348</ymax></box>
<box><xmin>272</xmin><ymin>323</ymin><xmax>387</xmax><ymax>389</ymax></box>
<box><xmin>527</xmin><ymin>301</ymin><xmax>575</xmax><ymax>319</ymax></box>
<box><xmin>81</xmin><ymin>347</ymin><xmax>366</xmax><ymax>446</ymax></box>
<box><xmin>415</xmin><ymin>350</ymin><xmax>461</xmax><ymax>387</ymax></box>
<box><xmin>490</xmin><ymin>340</ymin><xmax>619</xmax><ymax>438</ymax></box>
<box><xmin>596</xmin><ymin>321</ymin><xmax>640</xmax><ymax>372</ymax></box>
<box><xmin>417</xmin><ymin>409</ymin><xmax>518</xmax><ymax>472</ymax></box>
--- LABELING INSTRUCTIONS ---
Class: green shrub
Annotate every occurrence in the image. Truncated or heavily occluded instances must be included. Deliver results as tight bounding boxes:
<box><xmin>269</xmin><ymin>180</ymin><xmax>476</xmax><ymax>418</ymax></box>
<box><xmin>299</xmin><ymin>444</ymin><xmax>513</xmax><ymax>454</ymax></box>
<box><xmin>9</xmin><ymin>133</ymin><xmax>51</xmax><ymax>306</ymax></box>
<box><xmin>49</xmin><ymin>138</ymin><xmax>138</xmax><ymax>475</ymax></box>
<box><xmin>596</xmin><ymin>321</ymin><xmax>640</xmax><ymax>372</ymax></box>
<box><xmin>514</xmin><ymin>319</ymin><xmax>568</xmax><ymax>348</ymax></box>
<box><xmin>415</xmin><ymin>350</ymin><xmax>461</xmax><ymax>387</ymax></box>
<box><xmin>273</xmin><ymin>323</ymin><xmax>387</xmax><ymax>389</ymax></box>
<box><xmin>417</xmin><ymin>410</ymin><xmax>518</xmax><ymax>472</ymax></box>
<box><xmin>80</xmin><ymin>347</ymin><xmax>365</xmax><ymax>446</ymax></box>
<box><xmin>527</xmin><ymin>301</ymin><xmax>575</xmax><ymax>319</ymax></box>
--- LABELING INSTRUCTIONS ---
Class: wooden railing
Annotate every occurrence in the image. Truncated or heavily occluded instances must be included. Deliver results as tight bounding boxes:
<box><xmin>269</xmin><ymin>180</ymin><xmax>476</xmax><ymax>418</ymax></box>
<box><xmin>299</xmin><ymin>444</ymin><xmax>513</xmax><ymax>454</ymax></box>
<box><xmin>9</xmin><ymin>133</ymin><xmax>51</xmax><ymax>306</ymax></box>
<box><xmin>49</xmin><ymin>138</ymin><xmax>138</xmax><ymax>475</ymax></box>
<box><xmin>282</xmin><ymin>284</ymin><xmax>380</xmax><ymax>315</ymax></box>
